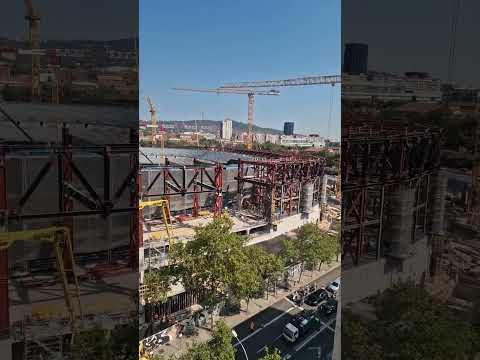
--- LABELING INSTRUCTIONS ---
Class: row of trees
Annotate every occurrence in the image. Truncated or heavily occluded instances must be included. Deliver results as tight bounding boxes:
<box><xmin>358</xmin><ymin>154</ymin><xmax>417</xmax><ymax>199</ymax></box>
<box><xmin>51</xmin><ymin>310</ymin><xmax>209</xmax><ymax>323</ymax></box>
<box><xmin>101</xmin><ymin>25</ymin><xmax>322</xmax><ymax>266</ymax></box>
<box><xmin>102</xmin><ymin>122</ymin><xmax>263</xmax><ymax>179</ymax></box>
<box><xmin>154</xmin><ymin>320</ymin><xmax>281</xmax><ymax>360</ymax></box>
<box><xmin>144</xmin><ymin>215</ymin><xmax>340</xmax><ymax>328</ymax></box>
<box><xmin>342</xmin><ymin>281</ymin><xmax>480</xmax><ymax>360</ymax></box>
<box><xmin>281</xmin><ymin>223</ymin><xmax>340</xmax><ymax>283</ymax></box>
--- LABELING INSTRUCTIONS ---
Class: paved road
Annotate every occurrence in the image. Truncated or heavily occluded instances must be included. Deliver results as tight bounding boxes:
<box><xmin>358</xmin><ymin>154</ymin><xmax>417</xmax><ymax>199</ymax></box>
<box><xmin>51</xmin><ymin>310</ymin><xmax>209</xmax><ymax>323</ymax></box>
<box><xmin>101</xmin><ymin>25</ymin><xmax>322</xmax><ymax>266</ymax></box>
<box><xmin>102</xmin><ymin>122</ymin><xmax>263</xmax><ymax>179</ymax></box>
<box><xmin>233</xmin><ymin>267</ymin><xmax>340</xmax><ymax>360</ymax></box>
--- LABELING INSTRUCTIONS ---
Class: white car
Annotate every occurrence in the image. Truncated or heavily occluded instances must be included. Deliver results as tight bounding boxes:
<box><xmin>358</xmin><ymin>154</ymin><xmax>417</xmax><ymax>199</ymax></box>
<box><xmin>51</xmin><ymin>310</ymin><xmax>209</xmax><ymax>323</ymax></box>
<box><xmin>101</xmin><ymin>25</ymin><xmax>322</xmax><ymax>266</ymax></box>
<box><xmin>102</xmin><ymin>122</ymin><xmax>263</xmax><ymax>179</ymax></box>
<box><xmin>326</xmin><ymin>278</ymin><xmax>340</xmax><ymax>294</ymax></box>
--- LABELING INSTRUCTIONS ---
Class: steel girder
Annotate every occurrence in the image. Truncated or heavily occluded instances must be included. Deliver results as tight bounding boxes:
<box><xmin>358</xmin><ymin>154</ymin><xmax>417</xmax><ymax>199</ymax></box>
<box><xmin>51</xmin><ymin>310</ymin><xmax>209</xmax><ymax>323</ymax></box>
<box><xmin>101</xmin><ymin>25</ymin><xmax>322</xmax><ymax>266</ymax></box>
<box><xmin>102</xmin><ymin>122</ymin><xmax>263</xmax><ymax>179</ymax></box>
<box><xmin>1</xmin><ymin>144</ymin><xmax>138</xmax><ymax>221</ymax></box>
<box><xmin>140</xmin><ymin>160</ymin><xmax>224</xmax><ymax>216</ymax></box>
<box><xmin>0</xmin><ymin>135</ymin><xmax>138</xmax><ymax>339</ymax></box>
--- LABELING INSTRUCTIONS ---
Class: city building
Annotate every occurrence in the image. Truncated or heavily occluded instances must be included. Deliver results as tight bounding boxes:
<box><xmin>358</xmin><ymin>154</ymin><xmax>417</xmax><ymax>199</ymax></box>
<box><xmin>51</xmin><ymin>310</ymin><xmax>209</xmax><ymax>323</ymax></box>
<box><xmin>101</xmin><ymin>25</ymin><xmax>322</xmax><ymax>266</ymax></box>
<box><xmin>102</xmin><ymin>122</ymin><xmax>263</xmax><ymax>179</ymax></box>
<box><xmin>343</xmin><ymin>43</ymin><xmax>368</xmax><ymax>75</ymax></box>
<box><xmin>254</xmin><ymin>133</ymin><xmax>266</xmax><ymax>144</ymax></box>
<box><xmin>283</xmin><ymin>122</ymin><xmax>294</xmax><ymax>135</ymax></box>
<box><xmin>265</xmin><ymin>133</ymin><xmax>280</xmax><ymax>144</ymax></box>
<box><xmin>221</xmin><ymin>118</ymin><xmax>233</xmax><ymax>140</ymax></box>
<box><xmin>280</xmin><ymin>135</ymin><xmax>324</xmax><ymax>148</ymax></box>
<box><xmin>342</xmin><ymin>71</ymin><xmax>442</xmax><ymax>103</ymax></box>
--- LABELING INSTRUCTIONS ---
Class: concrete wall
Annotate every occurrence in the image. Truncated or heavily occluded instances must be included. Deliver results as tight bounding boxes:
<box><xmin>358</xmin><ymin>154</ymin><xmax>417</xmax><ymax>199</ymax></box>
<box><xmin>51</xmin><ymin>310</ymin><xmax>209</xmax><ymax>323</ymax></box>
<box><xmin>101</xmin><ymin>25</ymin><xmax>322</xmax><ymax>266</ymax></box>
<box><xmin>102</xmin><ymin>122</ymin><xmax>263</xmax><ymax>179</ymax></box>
<box><xmin>342</xmin><ymin>236</ymin><xmax>431</xmax><ymax>305</ymax></box>
<box><xmin>247</xmin><ymin>205</ymin><xmax>321</xmax><ymax>246</ymax></box>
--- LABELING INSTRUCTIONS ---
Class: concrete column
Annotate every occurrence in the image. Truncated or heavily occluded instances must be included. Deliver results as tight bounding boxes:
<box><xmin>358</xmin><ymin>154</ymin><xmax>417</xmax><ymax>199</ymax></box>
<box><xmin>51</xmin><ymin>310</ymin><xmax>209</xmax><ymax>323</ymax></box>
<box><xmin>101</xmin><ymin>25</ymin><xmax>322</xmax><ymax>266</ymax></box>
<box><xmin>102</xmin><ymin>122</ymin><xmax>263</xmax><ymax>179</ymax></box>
<box><xmin>321</xmin><ymin>175</ymin><xmax>328</xmax><ymax>205</ymax></box>
<box><xmin>387</xmin><ymin>187</ymin><xmax>415</xmax><ymax>259</ymax></box>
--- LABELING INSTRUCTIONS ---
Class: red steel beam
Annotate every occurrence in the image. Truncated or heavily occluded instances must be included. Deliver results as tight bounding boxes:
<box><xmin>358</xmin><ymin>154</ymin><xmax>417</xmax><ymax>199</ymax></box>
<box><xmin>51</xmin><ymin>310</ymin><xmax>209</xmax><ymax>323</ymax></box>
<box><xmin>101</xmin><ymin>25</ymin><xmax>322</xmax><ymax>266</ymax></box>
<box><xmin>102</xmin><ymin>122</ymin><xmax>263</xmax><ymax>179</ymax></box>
<box><xmin>213</xmin><ymin>163</ymin><xmax>223</xmax><ymax>216</ymax></box>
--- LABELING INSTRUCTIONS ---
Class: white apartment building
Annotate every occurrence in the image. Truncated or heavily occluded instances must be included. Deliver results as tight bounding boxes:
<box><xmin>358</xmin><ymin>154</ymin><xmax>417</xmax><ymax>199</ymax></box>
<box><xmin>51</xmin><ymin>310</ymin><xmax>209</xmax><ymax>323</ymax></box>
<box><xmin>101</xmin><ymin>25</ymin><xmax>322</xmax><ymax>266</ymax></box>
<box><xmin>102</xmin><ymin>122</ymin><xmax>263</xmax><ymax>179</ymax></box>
<box><xmin>265</xmin><ymin>133</ymin><xmax>280</xmax><ymax>144</ymax></box>
<box><xmin>342</xmin><ymin>71</ymin><xmax>442</xmax><ymax>103</ymax></box>
<box><xmin>221</xmin><ymin>118</ymin><xmax>233</xmax><ymax>140</ymax></box>
<box><xmin>280</xmin><ymin>135</ymin><xmax>325</xmax><ymax>148</ymax></box>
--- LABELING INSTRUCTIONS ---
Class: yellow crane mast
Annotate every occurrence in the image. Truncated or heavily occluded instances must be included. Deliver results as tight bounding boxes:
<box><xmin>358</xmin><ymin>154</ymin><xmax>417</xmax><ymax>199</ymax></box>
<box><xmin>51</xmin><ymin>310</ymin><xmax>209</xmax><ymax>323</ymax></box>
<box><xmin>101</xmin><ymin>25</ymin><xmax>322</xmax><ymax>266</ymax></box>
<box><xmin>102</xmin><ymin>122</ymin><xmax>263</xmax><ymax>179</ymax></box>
<box><xmin>146</xmin><ymin>97</ymin><xmax>158</xmax><ymax>145</ymax></box>
<box><xmin>0</xmin><ymin>227</ymin><xmax>83</xmax><ymax>340</ymax></box>
<box><xmin>139</xmin><ymin>199</ymin><xmax>173</xmax><ymax>246</ymax></box>
<box><xmin>24</xmin><ymin>0</ymin><xmax>41</xmax><ymax>101</ymax></box>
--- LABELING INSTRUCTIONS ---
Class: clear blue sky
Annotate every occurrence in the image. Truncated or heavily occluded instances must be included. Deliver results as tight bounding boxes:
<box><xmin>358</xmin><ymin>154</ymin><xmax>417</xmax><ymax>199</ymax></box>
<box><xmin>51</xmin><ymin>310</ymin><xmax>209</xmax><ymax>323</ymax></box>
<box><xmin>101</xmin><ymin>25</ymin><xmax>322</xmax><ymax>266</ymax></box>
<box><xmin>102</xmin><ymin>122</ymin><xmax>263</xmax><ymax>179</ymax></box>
<box><xmin>140</xmin><ymin>0</ymin><xmax>340</xmax><ymax>138</ymax></box>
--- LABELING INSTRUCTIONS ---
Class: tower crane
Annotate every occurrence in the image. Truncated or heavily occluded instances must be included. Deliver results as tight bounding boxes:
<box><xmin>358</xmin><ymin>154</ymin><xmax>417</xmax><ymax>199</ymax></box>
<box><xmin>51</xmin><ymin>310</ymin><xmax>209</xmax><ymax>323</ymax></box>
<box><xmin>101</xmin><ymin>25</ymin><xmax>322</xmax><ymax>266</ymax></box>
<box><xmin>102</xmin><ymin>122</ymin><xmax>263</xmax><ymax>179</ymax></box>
<box><xmin>172</xmin><ymin>87</ymin><xmax>280</xmax><ymax>150</ymax></box>
<box><xmin>24</xmin><ymin>0</ymin><xmax>41</xmax><ymax>101</ymax></box>
<box><xmin>220</xmin><ymin>75</ymin><xmax>341</xmax><ymax>89</ymax></box>
<box><xmin>220</xmin><ymin>75</ymin><xmax>341</xmax><ymax>139</ymax></box>
<box><xmin>146</xmin><ymin>97</ymin><xmax>166</xmax><ymax>158</ymax></box>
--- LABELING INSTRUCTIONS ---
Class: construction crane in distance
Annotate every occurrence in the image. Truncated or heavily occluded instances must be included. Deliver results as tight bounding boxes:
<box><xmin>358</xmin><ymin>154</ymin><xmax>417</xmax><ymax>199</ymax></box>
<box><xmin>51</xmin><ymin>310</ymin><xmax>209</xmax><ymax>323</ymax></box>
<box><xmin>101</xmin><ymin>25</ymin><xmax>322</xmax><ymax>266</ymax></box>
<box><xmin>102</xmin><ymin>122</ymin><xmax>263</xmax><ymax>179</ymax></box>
<box><xmin>220</xmin><ymin>75</ymin><xmax>341</xmax><ymax>89</ymax></box>
<box><xmin>220</xmin><ymin>75</ymin><xmax>341</xmax><ymax>139</ymax></box>
<box><xmin>172</xmin><ymin>87</ymin><xmax>280</xmax><ymax>150</ymax></box>
<box><xmin>24</xmin><ymin>0</ymin><xmax>41</xmax><ymax>101</ymax></box>
<box><xmin>147</xmin><ymin>97</ymin><xmax>167</xmax><ymax>159</ymax></box>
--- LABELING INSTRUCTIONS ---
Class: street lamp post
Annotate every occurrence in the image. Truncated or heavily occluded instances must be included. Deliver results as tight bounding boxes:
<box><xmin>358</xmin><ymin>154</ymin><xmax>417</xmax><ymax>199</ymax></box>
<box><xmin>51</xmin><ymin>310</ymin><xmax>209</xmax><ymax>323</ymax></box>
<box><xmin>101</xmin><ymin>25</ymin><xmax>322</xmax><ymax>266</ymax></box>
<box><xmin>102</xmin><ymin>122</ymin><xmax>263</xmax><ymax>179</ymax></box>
<box><xmin>232</xmin><ymin>330</ymin><xmax>249</xmax><ymax>360</ymax></box>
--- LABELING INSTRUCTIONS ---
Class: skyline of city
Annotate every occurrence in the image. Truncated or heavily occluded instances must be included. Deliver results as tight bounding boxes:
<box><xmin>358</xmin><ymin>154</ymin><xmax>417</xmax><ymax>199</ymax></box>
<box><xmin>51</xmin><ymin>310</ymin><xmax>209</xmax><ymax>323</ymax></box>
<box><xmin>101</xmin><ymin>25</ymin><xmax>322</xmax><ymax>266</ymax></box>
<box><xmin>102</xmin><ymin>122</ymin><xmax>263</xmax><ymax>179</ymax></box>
<box><xmin>140</xmin><ymin>0</ymin><xmax>341</xmax><ymax>138</ymax></box>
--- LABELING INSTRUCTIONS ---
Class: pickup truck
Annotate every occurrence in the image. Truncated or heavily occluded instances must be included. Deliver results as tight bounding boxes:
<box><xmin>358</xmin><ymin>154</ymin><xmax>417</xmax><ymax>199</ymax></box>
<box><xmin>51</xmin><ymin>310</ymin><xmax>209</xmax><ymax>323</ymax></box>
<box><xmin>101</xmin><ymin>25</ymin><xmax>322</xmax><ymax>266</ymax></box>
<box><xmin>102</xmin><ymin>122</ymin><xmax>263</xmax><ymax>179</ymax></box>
<box><xmin>282</xmin><ymin>312</ymin><xmax>319</xmax><ymax>343</ymax></box>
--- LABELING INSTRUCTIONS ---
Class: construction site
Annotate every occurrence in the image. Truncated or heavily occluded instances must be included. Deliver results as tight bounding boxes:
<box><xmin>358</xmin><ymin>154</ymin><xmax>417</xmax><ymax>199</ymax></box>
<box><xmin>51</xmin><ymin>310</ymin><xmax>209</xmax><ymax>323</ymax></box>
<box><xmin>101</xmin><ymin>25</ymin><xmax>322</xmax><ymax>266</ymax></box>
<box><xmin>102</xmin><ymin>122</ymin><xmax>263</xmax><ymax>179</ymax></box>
<box><xmin>138</xmin><ymin>75</ymin><xmax>341</xmax><ymax>348</ymax></box>
<box><xmin>341</xmin><ymin>100</ymin><xmax>445</xmax><ymax>304</ymax></box>
<box><xmin>0</xmin><ymin>103</ymin><xmax>139</xmax><ymax>360</ymax></box>
<box><xmin>138</xmin><ymin>148</ymin><xmax>340</xmax><ymax>330</ymax></box>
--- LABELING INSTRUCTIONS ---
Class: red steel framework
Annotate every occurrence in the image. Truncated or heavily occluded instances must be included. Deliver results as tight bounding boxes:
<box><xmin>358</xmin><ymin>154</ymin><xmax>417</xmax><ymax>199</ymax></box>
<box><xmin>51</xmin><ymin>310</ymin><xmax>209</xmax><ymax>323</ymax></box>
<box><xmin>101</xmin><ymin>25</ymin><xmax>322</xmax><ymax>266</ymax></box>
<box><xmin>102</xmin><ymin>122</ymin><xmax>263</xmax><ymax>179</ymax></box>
<box><xmin>236</xmin><ymin>157</ymin><xmax>325</xmax><ymax>223</ymax></box>
<box><xmin>342</xmin><ymin>116</ymin><xmax>443</xmax><ymax>266</ymax></box>
<box><xmin>0</xmin><ymin>128</ymin><xmax>138</xmax><ymax>338</ymax></box>
<box><xmin>141</xmin><ymin>159</ymin><xmax>224</xmax><ymax>216</ymax></box>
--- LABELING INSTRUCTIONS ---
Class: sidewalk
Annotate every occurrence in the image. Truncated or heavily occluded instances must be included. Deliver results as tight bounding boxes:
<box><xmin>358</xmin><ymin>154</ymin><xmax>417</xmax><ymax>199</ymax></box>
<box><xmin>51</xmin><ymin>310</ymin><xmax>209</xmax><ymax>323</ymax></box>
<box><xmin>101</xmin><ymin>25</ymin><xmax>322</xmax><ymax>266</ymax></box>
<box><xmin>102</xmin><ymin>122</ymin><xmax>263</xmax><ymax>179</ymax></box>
<box><xmin>155</xmin><ymin>260</ymin><xmax>340</xmax><ymax>358</ymax></box>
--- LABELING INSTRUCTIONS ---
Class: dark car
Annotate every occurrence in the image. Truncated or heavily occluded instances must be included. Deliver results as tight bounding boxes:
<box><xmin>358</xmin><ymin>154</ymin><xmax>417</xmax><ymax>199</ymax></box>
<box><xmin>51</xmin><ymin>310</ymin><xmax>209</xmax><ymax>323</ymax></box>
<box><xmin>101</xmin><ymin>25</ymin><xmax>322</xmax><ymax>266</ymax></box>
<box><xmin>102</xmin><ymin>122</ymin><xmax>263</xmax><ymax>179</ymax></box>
<box><xmin>304</xmin><ymin>288</ymin><xmax>329</xmax><ymax>306</ymax></box>
<box><xmin>318</xmin><ymin>299</ymin><xmax>337</xmax><ymax>316</ymax></box>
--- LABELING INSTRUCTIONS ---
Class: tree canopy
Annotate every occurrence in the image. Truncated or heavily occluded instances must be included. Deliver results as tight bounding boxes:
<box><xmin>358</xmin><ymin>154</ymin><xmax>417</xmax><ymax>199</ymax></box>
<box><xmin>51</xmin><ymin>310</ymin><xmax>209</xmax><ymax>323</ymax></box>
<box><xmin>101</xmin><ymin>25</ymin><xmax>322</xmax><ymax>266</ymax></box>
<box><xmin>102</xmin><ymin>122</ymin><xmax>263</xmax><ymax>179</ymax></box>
<box><xmin>343</xmin><ymin>281</ymin><xmax>479</xmax><ymax>360</ymax></box>
<box><xmin>157</xmin><ymin>320</ymin><xmax>235</xmax><ymax>360</ymax></box>
<box><xmin>281</xmin><ymin>223</ymin><xmax>338</xmax><ymax>281</ymax></box>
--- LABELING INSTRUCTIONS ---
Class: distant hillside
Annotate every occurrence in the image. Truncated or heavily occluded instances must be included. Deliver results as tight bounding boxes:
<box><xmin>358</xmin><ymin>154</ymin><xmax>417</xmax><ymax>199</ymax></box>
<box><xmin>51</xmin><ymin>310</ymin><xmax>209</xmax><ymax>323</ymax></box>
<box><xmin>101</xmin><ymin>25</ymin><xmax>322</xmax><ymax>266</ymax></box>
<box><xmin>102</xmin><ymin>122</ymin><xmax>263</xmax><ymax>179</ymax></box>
<box><xmin>158</xmin><ymin>119</ymin><xmax>283</xmax><ymax>135</ymax></box>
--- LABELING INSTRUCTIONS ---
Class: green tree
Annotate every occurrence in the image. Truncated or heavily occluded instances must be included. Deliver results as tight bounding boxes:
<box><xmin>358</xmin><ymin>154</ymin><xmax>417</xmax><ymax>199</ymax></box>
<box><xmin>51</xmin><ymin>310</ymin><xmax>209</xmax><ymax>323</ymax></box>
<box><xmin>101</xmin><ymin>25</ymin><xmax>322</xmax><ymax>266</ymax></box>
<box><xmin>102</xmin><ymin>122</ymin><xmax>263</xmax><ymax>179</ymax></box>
<box><xmin>143</xmin><ymin>267</ymin><xmax>173</xmax><ymax>305</ymax></box>
<box><xmin>107</xmin><ymin>320</ymin><xmax>138</xmax><ymax>360</ymax></box>
<box><xmin>170</xmin><ymin>214</ymin><xmax>258</xmax><ymax>328</ymax></box>
<box><xmin>71</xmin><ymin>326</ymin><xmax>110</xmax><ymax>360</ymax></box>
<box><xmin>258</xmin><ymin>348</ymin><xmax>282</xmax><ymax>360</ymax></box>
<box><xmin>280</xmin><ymin>237</ymin><xmax>301</xmax><ymax>266</ymax></box>
<box><xmin>283</xmin><ymin>223</ymin><xmax>337</xmax><ymax>282</ymax></box>
<box><xmin>229</xmin><ymin>247</ymin><xmax>262</xmax><ymax>312</ymax></box>
<box><xmin>242</xmin><ymin>246</ymin><xmax>284</xmax><ymax>303</ymax></box>
<box><xmin>168</xmin><ymin>320</ymin><xmax>235</xmax><ymax>360</ymax></box>
<box><xmin>342</xmin><ymin>311</ymin><xmax>384</xmax><ymax>360</ymax></box>
<box><xmin>343</xmin><ymin>281</ymin><xmax>479</xmax><ymax>360</ymax></box>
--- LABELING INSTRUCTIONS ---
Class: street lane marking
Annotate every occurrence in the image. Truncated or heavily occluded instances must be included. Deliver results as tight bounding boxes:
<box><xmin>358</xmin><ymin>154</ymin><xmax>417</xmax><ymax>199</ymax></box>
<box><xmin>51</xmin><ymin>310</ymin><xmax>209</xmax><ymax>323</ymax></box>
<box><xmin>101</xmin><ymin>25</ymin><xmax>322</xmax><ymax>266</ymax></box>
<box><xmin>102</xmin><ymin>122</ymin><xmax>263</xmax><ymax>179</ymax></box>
<box><xmin>321</xmin><ymin>320</ymin><xmax>335</xmax><ymax>332</ymax></box>
<box><xmin>294</xmin><ymin>318</ymin><xmax>336</xmax><ymax>352</ymax></box>
<box><xmin>256</xmin><ymin>333</ymin><xmax>284</xmax><ymax>354</ymax></box>
<box><xmin>284</xmin><ymin>297</ymin><xmax>304</xmax><ymax>310</ymax></box>
<box><xmin>234</xmin><ymin>306</ymin><xmax>294</xmax><ymax>347</ymax></box>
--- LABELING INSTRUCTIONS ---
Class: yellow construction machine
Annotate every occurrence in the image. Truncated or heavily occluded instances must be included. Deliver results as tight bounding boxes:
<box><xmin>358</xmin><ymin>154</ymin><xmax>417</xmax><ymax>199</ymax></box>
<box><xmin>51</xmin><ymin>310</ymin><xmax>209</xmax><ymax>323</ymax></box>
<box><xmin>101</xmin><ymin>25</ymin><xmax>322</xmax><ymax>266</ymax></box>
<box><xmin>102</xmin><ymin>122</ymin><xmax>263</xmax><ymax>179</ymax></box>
<box><xmin>0</xmin><ymin>226</ymin><xmax>83</xmax><ymax>339</ymax></box>
<box><xmin>139</xmin><ymin>339</ymin><xmax>151</xmax><ymax>360</ymax></box>
<box><xmin>139</xmin><ymin>199</ymin><xmax>173</xmax><ymax>246</ymax></box>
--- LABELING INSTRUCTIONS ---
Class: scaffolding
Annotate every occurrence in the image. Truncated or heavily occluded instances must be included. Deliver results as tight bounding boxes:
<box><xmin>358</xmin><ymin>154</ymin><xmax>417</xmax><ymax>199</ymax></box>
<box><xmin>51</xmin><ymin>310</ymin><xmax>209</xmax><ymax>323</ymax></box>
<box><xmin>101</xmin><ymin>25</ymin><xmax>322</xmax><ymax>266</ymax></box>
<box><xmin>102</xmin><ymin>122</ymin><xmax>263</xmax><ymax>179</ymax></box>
<box><xmin>236</xmin><ymin>157</ymin><xmax>325</xmax><ymax>223</ymax></box>
<box><xmin>140</xmin><ymin>159</ymin><xmax>224</xmax><ymax>219</ymax></box>
<box><xmin>341</xmin><ymin>115</ymin><xmax>443</xmax><ymax>266</ymax></box>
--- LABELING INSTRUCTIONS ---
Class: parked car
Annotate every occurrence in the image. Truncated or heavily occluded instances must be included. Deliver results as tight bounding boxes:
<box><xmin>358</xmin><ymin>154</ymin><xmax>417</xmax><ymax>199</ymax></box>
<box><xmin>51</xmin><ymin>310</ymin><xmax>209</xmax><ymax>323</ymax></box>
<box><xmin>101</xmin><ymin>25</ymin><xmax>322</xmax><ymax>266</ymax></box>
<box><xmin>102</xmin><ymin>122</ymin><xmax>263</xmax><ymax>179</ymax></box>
<box><xmin>304</xmin><ymin>288</ymin><xmax>329</xmax><ymax>306</ymax></box>
<box><xmin>318</xmin><ymin>299</ymin><xmax>337</xmax><ymax>316</ymax></box>
<box><xmin>326</xmin><ymin>278</ymin><xmax>340</xmax><ymax>294</ymax></box>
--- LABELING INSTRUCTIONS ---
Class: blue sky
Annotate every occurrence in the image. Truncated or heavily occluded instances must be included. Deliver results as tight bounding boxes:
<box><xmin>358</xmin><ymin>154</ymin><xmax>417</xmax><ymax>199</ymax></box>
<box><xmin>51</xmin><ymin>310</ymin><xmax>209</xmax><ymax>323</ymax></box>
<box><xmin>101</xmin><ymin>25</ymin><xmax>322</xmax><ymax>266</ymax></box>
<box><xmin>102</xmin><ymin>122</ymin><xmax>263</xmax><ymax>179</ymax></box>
<box><xmin>140</xmin><ymin>0</ymin><xmax>340</xmax><ymax>138</ymax></box>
